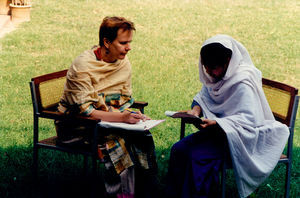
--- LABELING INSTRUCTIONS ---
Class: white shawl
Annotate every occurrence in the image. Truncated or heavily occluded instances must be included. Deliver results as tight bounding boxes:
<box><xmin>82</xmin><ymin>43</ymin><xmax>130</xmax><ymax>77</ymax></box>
<box><xmin>194</xmin><ymin>34</ymin><xmax>289</xmax><ymax>197</ymax></box>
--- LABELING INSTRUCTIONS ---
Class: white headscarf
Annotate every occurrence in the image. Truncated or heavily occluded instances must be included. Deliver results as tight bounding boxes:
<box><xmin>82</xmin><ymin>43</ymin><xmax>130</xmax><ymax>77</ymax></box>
<box><xmin>198</xmin><ymin>34</ymin><xmax>274</xmax><ymax>120</ymax></box>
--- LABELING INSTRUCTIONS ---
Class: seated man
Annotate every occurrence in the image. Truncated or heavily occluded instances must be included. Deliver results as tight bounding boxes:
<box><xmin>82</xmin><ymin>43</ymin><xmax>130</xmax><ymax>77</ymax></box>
<box><xmin>165</xmin><ymin>34</ymin><xmax>289</xmax><ymax>198</ymax></box>
<box><xmin>56</xmin><ymin>16</ymin><xmax>158</xmax><ymax>198</ymax></box>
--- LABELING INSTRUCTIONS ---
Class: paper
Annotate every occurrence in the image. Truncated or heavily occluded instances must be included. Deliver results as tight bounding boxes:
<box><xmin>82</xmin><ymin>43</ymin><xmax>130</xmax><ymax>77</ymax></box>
<box><xmin>99</xmin><ymin>119</ymin><xmax>165</xmax><ymax>131</ymax></box>
<box><xmin>165</xmin><ymin>111</ymin><xmax>178</xmax><ymax>117</ymax></box>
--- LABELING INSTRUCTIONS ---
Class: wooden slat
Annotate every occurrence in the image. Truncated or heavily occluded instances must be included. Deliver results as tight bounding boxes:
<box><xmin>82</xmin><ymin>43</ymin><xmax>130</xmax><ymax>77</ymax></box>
<box><xmin>262</xmin><ymin>78</ymin><xmax>298</xmax><ymax>126</ymax></box>
<box><xmin>38</xmin><ymin>136</ymin><xmax>94</xmax><ymax>155</ymax></box>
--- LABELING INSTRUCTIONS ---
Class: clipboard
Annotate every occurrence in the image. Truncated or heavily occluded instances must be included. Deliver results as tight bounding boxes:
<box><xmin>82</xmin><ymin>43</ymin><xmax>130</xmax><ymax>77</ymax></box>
<box><xmin>165</xmin><ymin>111</ymin><xmax>203</xmax><ymax>124</ymax></box>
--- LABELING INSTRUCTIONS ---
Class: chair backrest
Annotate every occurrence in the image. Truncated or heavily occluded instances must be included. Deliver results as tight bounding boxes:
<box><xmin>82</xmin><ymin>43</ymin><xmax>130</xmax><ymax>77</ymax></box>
<box><xmin>30</xmin><ymin>70</ymin><xmax>68</xmax><ymax>114</ymax></box>
<box><xmin>262</xmin><ymin>78</ymin><xmax>299</xmax><ymax>127</ymax></box>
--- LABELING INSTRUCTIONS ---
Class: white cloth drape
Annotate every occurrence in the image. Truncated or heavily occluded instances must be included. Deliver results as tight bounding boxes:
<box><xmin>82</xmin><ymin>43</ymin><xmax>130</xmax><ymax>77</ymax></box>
<box><xmin>194</xmin><ymin>34</ymin><xmax>289</xmax><ymax>197</ymax></box>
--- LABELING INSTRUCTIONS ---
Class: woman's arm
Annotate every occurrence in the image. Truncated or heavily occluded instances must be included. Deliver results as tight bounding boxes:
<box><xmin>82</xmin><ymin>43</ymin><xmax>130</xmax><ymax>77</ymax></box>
<box><xmin>90</xmin><ymin>109</ymin><xmax>145</xmax><ymax>124</ymax></box>
<box><xmin>187</xmin><ymin>100</ymin><xmax>202</xmax><ymax>117</ymax></box>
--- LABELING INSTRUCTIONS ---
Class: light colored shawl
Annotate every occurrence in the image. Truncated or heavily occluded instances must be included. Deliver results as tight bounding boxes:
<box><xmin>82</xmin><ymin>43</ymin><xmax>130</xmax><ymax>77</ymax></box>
<box><xmin>58</xmin><ymin>46</ymin><xmax>133</xmax><ymax>115</ymax></box>
<box><xmin>194</xmin><ymin>34</ymin><xmax>289</xmax><ymax>197</ymax></box>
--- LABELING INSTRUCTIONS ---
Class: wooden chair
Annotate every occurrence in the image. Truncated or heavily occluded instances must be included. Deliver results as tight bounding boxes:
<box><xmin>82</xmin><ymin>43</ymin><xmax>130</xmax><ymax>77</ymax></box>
<box><xmin>29</xmin><ymin>69</ymin><xmax>148</xmax><ymax>196</ymax></box>
<box><xmin>179</xmin><ymin>78</ymin><xmax>299</xmax><ymax>198</ymax></box>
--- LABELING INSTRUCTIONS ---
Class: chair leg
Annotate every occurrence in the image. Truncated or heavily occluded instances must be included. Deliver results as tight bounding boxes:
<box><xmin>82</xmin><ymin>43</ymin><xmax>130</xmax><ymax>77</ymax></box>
<box><xmin>284</xmin><ymin>162</ymin><xmax>291</xmax><ymax>198</ymax></box>
<box><xmin>90</xmin><ymin>155</ymin><xmax>98</xmax><ymax>198</ymax></box>
<box><xmin>32</xmin><ymin>115</ymin><xmax>39</xmax><ymax>184</ymax></box>
<box><xmin>180</xmin><ymin>120</ymin><xmax>185</xmax><ymax>140</ymax></box>
<box><xmin>32</xmin><ymin>145</ymin><xmax>39</xmax><ymax>197</ymax></box>
<box><xmin>221</xmin><ymin>162</ymin><xmax>226</xmax><ymax>198</ymax></box>
<box><xmin>83</xmin><ymin>155</ymin><xmax>88</xmax><ymax>176</ymax></box>
<box><xmin>91</xmin><ymin>123</ymin><xmax>99</xmax><ymax>198</ymax></box>
<box><xmin>33</xmin><ymin>145</ymin><xmax>38</xmax><ymax>181</ymax></box>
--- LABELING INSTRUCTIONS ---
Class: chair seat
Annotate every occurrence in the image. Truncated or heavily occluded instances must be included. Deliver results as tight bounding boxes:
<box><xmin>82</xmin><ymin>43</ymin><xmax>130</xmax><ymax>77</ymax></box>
<box><xmin>38</xmin><ymin>136</ymin><xmax>95</xmax><ymax>156</ymax></box>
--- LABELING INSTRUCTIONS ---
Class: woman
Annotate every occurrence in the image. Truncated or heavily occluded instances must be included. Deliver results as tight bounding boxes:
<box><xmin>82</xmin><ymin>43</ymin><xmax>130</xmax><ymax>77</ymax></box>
<box><xmin>56</xmin><ymin>16</ymin><xmax>158</xmax><ymax>198</ymax></box>
<box><xmin>165</xmin><ymin>34</ymin><xmax>289</xmax><ymax>198</ymax></box>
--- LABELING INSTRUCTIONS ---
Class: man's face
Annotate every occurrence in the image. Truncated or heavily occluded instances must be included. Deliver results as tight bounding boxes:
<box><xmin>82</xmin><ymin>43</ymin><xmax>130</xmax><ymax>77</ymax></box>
<box><xmin>108</xmin><ymin>29</ymin><xmax>133</xmax><ymax>60</ymax></box>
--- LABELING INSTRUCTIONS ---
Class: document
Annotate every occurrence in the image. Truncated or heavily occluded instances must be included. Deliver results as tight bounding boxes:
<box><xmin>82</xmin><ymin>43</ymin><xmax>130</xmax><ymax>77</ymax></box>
<box><xmin>99</xmin><ymin>119</ymin><xmax>165</xmax><ymax>131</ymax></box>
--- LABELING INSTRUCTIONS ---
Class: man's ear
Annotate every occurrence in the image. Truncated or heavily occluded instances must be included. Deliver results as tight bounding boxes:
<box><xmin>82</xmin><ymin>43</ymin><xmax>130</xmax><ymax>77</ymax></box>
<box><xmin>103</xmin><ymin>38</ymin><xmax>111</xmax><ymax>48</ymax></box>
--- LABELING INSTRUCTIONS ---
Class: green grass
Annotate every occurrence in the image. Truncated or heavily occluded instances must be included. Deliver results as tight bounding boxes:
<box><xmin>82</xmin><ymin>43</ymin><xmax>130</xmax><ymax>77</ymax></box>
<box><xmin>0</xmin><ymin>0</ymin><xmax>299</xmax><ymax>197</ymax></box>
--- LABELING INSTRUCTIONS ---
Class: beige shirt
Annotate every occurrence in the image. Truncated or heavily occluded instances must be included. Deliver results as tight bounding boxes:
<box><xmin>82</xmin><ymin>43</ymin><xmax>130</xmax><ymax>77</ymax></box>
<box><xmin>58</xmin><ymin>46</ymin><xmax>132</xmax><ymax>115</ymax></box>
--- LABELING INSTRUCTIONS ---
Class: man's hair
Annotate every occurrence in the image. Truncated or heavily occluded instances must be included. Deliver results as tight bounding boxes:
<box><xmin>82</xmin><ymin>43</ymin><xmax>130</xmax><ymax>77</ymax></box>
<box><xmin>99</xmin><ymin>16</ymin><xmax>135</xmax><ymax>46</ymax></box>
<box><xmin>200</xmin><ymin>43</ymin><xmax>232</xmax><ymax>68</ymax></box>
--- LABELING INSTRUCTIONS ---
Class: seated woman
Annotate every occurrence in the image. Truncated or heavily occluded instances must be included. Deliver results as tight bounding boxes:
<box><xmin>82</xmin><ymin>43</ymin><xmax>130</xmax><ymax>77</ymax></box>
<box><xmin>56</xmin><ymin>16</ymin><xmax>158</xmax><ymax>198</ymax></box>
<box><xmin>165</xmin><ymin>34</ymin><xmax>289</xmax><ymax>198</ymax></box>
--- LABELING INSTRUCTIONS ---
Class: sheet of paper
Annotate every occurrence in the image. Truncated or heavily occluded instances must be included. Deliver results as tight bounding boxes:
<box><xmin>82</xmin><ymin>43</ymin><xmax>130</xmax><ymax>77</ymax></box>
<box><xmin>99</xmin><ymin>119</ymin><xmax>165</xmax><ymax>131</ymax></box>
<box><xmin>165</xmin><ymin>111</ymin><xmax>177</xmax><ymax>117</ymax></box>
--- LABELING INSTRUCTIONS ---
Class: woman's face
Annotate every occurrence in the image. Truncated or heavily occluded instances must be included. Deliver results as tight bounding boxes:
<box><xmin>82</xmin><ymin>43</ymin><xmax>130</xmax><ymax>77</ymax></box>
<box><xmin>204</xmin><ymin>62</ymin><xmax>229</xmax><ymax>81</ymax></box>
<box><xmin>107</xmin><ymin>29</ymin><xmax>133</xmax><ymax>61</ymax></box>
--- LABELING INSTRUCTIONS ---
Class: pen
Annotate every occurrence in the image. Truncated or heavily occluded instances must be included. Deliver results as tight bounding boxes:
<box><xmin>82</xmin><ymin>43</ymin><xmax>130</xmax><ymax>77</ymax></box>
<box><xmin>125</xmin><ymin>109</ymin><xmax>148</xmax><ymax>121</ymax></box>
<box><xmin>125</xmin><ymin>109</ymin><xmax>138</xmax><ymax>114</ymax></box>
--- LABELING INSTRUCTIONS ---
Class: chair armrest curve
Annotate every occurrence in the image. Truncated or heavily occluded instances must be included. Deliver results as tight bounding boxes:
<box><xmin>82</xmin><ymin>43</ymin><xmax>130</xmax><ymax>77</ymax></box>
<box><xmin>40</xmin><ymin>110</ymin><xmax>99</xmax><ymax>124</ymax></box>
<box><xmin>131</xmin><ymin>101</ymin><xmax>148</xmax><ymax>109</ymax></box>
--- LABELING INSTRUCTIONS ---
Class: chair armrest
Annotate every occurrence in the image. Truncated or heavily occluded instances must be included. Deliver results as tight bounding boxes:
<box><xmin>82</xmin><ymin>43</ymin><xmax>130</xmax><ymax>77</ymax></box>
<box><xmin>131</xmin><ymin>101</ymin><xmax>148</xmax><ymax>109</ymax></box>
<box><xmin>39</xmin><ymin>102</ymin><xmax>148</xmax><ymax>122</ymax></box>
<box><xmin>174</xmin><ymin>110</ymin><xmax>199</xmax><ymax>140</ymax></box>
<box><xmin>130</xmin><ymin>101</ymin><xmax>148</xmax><ymax>113</ymax></box>
<box><xmin>40</xmin><ymin>110</ymin><xmax>99</xmax><ymax>124</ymax></box>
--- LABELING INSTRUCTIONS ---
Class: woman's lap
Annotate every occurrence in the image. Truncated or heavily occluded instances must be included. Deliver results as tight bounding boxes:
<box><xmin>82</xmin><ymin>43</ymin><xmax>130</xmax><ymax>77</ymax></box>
<box><xmin>166</xmin><ymin>126</ymin><xmax>227</xmax><ymax>198</ymax></box>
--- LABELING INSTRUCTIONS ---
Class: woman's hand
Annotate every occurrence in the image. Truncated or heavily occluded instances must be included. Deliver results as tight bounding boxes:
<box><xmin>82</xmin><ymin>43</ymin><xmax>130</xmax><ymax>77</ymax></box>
<box><xmin>187</xmin><ymin>105</ymin><xmax>201</xmax><ymax>117</ymax></box>
<box><xmin>187</xmin><ymin>109</ymin><xmax>199</xmax><ymax>117</ymax></box>
<box><xmin>135</xmin><ymin>110</ymin><xmax>151</xmax><ymax>121</ymax></box>
<box><xmin>122</xmin><ymin>111</ymin><xmax>150</xmax><ymax>123</ymax></box>
<box><xmin>90</xmin><ymin>109</ymin><xmax>149</xmax><ymax>123</ymax></box>
<box><xmin>199</xmin><ymin>119</ymin><xmax>217</xmax><ymax>128</ymax></box>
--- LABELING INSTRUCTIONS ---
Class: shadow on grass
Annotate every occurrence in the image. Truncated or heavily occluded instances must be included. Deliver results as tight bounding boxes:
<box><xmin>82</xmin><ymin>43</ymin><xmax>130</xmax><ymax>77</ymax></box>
<box><xmin>0</xmin><ymin>146</ymin><xmax>106</xmax><ymax>198</ymax></box>
<box><xmin>0</xmin><ymin>145</ymin><xmax>299</xmax><ymax>198</ymax></box>
<box><xmin>156</xmin><ymin>145</ymin><xmax>300</xmax><ymax>198</ymax></box>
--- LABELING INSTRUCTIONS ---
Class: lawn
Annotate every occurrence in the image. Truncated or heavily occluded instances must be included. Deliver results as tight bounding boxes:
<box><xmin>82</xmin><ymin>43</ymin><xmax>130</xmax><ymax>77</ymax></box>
<box><xmin>0</xmin><ymin>0</ymin><xmax>299</xmax><ymax>197</ymax></box>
